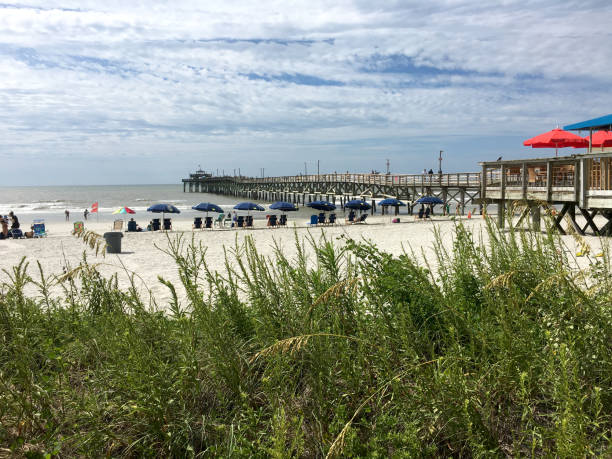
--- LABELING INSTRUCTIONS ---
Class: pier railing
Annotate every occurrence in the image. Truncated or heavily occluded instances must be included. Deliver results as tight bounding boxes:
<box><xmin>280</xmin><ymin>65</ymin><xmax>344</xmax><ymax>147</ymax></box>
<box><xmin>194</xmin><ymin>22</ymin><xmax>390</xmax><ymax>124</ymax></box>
<box><xmin>202</xmin><ymin>172</ymin><xmax>481</xmax><ymax>187</ymax></box>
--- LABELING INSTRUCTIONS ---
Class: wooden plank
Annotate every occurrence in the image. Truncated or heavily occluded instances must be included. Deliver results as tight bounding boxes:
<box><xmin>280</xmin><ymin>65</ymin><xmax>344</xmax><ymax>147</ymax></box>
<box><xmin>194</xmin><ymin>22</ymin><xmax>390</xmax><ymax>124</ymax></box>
<box><xmin>567</xmin><ymin>205</ymin><xmax>584</xmax><ymax>235</ymax></box>
<box><xmin>515</xmin><ymin>206</ymin><xmax>530</xmax><ymax>227</ymax></box>
<box><xmin>553</xmin><ymin>203</ymin><xmax>569</xmax><ymax>235</ymax></box>
<box><xmin>579</xmin><ymin>208</ymin><xmax>599</xmax><ymax>235</ymax></box>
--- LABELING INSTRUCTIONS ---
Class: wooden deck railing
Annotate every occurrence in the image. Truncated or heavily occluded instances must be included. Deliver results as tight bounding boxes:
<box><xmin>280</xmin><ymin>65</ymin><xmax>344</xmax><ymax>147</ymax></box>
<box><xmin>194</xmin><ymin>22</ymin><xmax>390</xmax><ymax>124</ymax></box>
<box><xmin>197</xmin><ymin>172</ymin><xmax>482</xmax><ymax>187</ymax></box>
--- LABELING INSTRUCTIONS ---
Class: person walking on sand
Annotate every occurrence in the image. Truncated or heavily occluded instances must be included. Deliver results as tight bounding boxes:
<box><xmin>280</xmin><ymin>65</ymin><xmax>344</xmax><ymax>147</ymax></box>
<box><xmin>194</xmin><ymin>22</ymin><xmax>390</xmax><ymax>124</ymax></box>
<box><xmin>65</xmin><ymin>209</ymin><xmax>70</xmax><ymax>221</ymax></box>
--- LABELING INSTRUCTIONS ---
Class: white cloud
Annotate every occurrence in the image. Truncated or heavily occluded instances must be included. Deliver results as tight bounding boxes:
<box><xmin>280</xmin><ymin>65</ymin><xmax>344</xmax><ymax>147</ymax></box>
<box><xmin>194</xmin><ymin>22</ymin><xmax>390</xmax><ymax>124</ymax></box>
<box><xmin>0</xmin><ymin>1</ymin><xmax>611</xmax><ymax>184</ymax></box>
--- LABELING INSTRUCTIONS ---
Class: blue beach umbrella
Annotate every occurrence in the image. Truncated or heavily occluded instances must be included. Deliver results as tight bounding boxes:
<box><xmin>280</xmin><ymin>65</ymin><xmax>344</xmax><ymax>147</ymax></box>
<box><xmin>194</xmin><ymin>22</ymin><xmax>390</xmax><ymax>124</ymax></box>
<box><xmin>307</xmin><ymin>200</ymin><xmax>336</xmax><ymax>212</ymax></box>
<box><xmin>416</xmin><ymin>196</ymin><xmax>444</xmax><ymax>205</ymax></box>
<box><xmin>269</xmin><ymin>201</ymin><xmax>298</xmax><ymax>212</ymax></box>
<box><xmin>147</xmin><ymin>203</ymin><xmax>180</xmax><ymax>228</ymax></box>
<box><xmin>378</xmin><ymin>198</ymin><xmax>405</xmax><ymax>207</ymax></box>
<box><xmin>234</xmin><ymin>202</ymin><xmax>265</xmax><ymax>212</ymax></box>
<box><xmin>192</xmin><ymin>202</ymin><xmax>224</xmax><ymax>213</ymax></box>
<box><xmin>345</xmin><ymin>199</ymin><xmax>372</xmax><ymax>211</ymax></box>
<box><xmin>147</xmin><ymin>203</ymin><xmax>181</xmax><ymax>213</ymax></box>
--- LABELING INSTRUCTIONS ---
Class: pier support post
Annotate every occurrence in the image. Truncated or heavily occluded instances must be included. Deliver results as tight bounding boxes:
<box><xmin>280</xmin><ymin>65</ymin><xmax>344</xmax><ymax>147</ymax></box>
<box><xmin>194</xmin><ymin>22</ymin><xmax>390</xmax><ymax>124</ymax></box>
<box><xmin>497</xmin><ymin>200</ymin><xmax>505</xmax><ymax>228</ymax></box>
<box><xmin>530</xmin><ymin>205</ymin><xmax>541</xmax><ymax>232</ymax></box>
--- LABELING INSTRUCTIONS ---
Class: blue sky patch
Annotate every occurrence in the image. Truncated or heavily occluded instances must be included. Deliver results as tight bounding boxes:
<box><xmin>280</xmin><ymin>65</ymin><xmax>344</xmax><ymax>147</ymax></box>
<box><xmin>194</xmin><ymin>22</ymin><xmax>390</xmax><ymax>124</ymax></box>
<box><xmin>243</xmin><ymin>72</ymin><xmax>345</xmax><ymax>87</ymax></box>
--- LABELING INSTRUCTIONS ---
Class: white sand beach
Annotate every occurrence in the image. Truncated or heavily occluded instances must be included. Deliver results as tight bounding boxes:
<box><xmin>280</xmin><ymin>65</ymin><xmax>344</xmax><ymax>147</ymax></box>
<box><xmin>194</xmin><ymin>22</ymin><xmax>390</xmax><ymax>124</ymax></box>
<box><xmin>1</xmin><ymin>214</ymin><xmax>609</xmax><ymax>308</ymax></box>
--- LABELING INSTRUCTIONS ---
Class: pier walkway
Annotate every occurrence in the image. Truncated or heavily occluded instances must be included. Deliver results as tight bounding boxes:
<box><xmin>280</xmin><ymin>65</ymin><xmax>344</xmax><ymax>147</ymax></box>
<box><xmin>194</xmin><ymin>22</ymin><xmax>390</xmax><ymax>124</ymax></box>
<box><xmin>183</xmin><ymin>172</ymin><xmax>482</xmax><ymax>214</ymax></box>
<box><xmin>182</xmin><ymin>151</ymin><xmax>612</xmax><ymax>235</ymax></box>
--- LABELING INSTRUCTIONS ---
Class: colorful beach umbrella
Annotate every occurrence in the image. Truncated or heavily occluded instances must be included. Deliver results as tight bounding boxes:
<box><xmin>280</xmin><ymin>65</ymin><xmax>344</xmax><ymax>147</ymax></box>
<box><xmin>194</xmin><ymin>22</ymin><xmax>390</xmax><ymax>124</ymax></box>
<box><xmin>523</xmin><ymin>128</ymin><xmax>588</xmax><ymax>156</ymax></box>
<box><xmin>112</xmin><ymin>206</ymin><xmax>135</xmax><ymax>214</ymax></box>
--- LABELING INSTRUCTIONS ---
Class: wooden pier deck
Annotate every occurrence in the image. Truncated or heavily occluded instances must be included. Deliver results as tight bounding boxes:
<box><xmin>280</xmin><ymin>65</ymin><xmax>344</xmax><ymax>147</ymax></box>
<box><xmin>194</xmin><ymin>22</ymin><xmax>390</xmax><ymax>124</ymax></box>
<box><xmin>182</xmin><ymin>151</ymin><xmax>612</xmax><ymax>235</ymax></box>
<box><xmin>481</xmin><ymin>151</ymin><xmax>612</xmax><ymax>235</ymax></box>
<box><xmin>183</xmin><ymin>172</ymin><xmax>482</xmax><ymax>214</ymax></box>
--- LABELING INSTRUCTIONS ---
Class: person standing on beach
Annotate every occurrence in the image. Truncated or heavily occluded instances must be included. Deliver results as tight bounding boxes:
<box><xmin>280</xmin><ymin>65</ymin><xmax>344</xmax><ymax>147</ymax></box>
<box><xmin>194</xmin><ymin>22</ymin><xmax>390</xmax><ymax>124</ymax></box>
<box><xmin>65</xmin><ymin>209</ymin><xmax>70</xmax><ymax>221</ymax></box>
<box><xmin>84</xmin><ymin>209</ymin><xmax>89</xmax><ymax>220</ymax></box>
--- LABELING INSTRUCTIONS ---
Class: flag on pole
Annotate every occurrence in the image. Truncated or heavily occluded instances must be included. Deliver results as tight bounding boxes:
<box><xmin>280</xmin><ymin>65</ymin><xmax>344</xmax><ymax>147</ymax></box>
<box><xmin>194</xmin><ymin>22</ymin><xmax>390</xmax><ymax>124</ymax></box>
<box><xmin>91</xmin><ymin>202</ymin><xmax>99</xmax><ymax>213</ymax></box>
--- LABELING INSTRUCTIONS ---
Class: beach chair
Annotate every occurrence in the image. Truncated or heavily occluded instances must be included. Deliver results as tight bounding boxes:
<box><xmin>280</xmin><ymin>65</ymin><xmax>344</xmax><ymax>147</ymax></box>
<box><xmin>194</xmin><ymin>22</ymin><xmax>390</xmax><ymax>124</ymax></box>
<box><xmin>236</xmin><ymin>216</ymin><xmax>245</xmax><ymax>228</ymax></box>
<box><xmin>268</xmin><ymin>215</ymin><xmax>277</xmax><ymax>227</ymax></box>
<box><xmin>113</xmin><ymin>219</ymin><xmax>123</xmax><ymax>231</ymax></box>
<box><xmin>424</xmin><ymin>208</ymin><xmax>431</xmax><ymax>220</ymax></box>
<box><xmin>328</xmin><ymin>213</ymin><xmax>336</xmax><ymax>225</ymax></box>
<box><xmin>357</xmin><ymin>214</ymin><xmax>368</xmax><ymax>223</ymax></box>
<box><xmin>204</xmin><ymin>216</ymin><xmax>213</xmax><ymax>229</ymax></box>
<box><xmin>163</xmin><ymin>218</ymin><xmax>172</xmax><ymax>231</ymax></box>
<box><xmin>193</xmin><ymin>217</ymin><xmax>203</xmax><ymax>229</ymax></box>
<box><xmin>73</xmin><ymin>221</ymin><xmax>84</xmax><ymax>232</ymax></box>
<box><xmin>127</xmin><ymin>220</ymin><xmax>138</xmax><ymax>232</ymax></box>
<box><xmin>318</xmin><ymin>213</ymin><xmax>326</xmax><ymax>224</ymax></box>
<box><xmin>245</xmin><ymin>215</ymin><xmax>254</xmax><ymax>228</ymax></box>
<box><xmin>346</xmin><ymin>211</ymin><xmax>355</xmax><ymax>223</ymax></box>
<box><xmin>308</xmin><ymin>215</ymin><xmax>318</xmax><ymax>226</ymax></box>
<box><xmin>215</xmin><ymin>213</ymin><xmax>225</xmax><ymax>227</ymax></box>
<box><xmin>279</xmin><ymin>214</ymin><xmax>287</xmax><ymax>226</ymax></box>
<box><xmin>32</xmin><ymin>219</ymin><xmax>47</xmax><ymax>237</ymax></box>
<box><xmin>152</xmin><ymin>218</ymin><xmax>161</xmax><ymax>231</ymax></box>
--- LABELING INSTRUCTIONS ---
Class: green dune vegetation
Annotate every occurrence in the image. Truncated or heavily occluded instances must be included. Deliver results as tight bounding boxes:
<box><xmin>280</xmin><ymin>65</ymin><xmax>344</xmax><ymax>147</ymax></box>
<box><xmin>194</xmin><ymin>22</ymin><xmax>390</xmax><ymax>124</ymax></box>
<box><xmin>1</xmin><ymin>221</ymin><xmax>611</xmax><ymax>457</ymax></box>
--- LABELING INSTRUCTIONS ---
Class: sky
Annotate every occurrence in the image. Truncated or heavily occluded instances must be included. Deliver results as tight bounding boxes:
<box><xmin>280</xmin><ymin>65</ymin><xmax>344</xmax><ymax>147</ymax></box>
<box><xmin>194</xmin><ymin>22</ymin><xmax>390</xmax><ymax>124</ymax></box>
<box><xmin>1</xmin><ymin>1</ymin><xmax>611</xmax><ymax>185</ymax></box>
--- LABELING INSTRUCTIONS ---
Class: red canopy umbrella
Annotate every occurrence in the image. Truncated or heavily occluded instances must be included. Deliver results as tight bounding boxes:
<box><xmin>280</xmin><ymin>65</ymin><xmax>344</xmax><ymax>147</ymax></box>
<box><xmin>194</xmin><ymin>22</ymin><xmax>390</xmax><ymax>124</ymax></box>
<box><xmin>582</xmin><ymin>130</ymin><xmax>612</xmax><ymax>149</ymax></box>
<box><xmin>523</xmin><ymin>128</ymin><xmax>588</xmax><ymax>156</ymax></box>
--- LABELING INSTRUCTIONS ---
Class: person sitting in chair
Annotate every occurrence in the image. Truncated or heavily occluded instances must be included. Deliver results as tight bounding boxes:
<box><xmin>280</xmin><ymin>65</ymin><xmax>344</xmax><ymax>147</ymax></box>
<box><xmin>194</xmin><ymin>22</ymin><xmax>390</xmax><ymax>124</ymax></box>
<box><xmin>8</xmin><ymin>211</ymin><xmax>19</xmax><ymax>229</ymax></box>
<box><xmin>0</xmin><ymin>217</ymin><xmax>8</xmax><ymax>239</ymax></box>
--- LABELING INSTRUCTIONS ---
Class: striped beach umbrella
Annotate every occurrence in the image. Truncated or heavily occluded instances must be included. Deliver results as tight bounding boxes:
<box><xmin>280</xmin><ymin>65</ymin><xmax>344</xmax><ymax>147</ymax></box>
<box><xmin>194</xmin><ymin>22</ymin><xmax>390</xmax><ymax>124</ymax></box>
<box><xmin>112</xmin><ymin>206</ymin><xmax>136</xmax><ymax>214</ymax></box>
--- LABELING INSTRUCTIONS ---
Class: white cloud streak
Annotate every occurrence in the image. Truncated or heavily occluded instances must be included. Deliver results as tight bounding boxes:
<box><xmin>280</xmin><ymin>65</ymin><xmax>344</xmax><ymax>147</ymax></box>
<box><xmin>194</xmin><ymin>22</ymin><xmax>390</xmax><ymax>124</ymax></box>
<box><xmin>0</xmin><ymin>1</ymin><xmax>611</xmax><ymax>183</ymax></box>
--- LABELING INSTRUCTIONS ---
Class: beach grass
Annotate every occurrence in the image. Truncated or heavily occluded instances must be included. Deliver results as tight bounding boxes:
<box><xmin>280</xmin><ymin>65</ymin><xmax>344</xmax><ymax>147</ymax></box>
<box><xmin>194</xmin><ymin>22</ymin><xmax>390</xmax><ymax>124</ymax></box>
<box><xmin>1</xmin><ymin>221</ymin><xmax>611</xmax><ymax>457</ymax></box>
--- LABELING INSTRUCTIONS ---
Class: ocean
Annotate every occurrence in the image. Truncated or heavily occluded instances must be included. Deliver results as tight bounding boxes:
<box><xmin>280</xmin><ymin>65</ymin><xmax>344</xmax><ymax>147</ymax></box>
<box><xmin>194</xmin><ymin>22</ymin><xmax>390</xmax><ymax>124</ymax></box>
<box><xmin>0</xmin><ymin>183</ymin><xmax>457</xmax><ymax>227</ymax></box>
<box><xmin>0</xmin><ymin>184</ymin><xmax>257</xmax><ymax>224</ymax></box>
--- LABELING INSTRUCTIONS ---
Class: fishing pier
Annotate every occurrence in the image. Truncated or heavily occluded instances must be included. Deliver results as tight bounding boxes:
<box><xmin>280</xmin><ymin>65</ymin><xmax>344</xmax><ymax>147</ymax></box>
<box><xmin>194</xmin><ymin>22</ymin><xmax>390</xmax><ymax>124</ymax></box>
<box><xmin>182</xmin><ymin>151</ymin><xmax>612</xmax><ymax>236</ymax></box>
<box><xmin>183</xmin><ymin>172</ymin><xmax>482</xmax><ymax>214</ymax></box>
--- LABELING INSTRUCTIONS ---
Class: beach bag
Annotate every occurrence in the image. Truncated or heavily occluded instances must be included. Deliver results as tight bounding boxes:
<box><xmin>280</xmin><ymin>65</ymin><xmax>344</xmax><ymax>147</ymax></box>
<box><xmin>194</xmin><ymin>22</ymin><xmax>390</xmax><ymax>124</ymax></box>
<box><xmin>10</xmin><ymin>228</ymin><xmax>23</xmax><ymax>239</ymax></box>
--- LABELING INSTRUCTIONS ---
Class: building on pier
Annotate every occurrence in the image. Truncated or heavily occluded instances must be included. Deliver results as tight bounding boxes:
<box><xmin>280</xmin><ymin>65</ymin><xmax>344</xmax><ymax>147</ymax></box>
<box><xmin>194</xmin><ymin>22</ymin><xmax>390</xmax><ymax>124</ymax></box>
<box><xmin>480</xmin><ymin>150</ymin><xmax>612</xmax><ymax>236</ymax></box>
